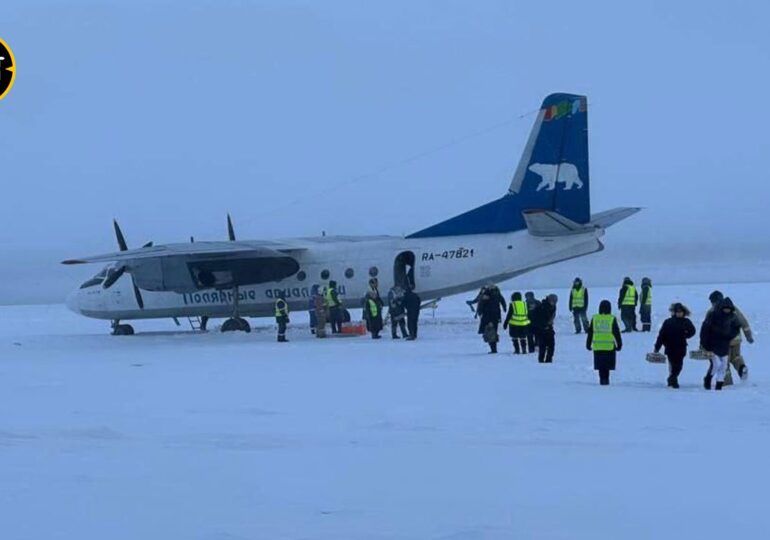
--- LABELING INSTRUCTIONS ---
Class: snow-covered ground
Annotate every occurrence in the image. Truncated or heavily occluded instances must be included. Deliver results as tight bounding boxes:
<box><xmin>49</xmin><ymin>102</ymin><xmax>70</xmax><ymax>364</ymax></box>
<box><xmin>1</xmin><ymin>283</ymin><xmax>769</xmax><ymax>539</ymax></box>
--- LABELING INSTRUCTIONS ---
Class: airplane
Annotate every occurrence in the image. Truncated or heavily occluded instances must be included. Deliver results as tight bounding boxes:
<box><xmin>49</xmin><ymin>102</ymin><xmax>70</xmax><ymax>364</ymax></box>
<box><xmin>63</xmin><ymin>92</ymin><xmax>639</xmax><ymax>335</ymax></box>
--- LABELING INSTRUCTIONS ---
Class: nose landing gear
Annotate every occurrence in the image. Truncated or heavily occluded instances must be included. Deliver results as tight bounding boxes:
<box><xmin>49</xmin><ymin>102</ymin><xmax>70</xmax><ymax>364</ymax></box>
<box><xmin>111</xmin><ymin>320</ymin><xmax>135</xmax><ymax>336</ymax></box>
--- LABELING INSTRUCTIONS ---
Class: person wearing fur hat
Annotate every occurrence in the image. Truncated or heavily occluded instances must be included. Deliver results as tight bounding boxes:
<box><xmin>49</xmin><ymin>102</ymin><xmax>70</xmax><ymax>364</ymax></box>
<box><xmin>705</xmin><ymin>290</ymin><xmax>754</xmax><ymax>384</ymax></box>
<box><xmin>654</xmin><ymin>303</ymin><xmax>696</xmax><ymax>388</ymax></box>
<box><xmin>700</xmin><ymin>297</ymin><xmax>742</xmax><ymax>390</ymax></box>
<box><xmin>586</xmin><ymin>300</ymin><xmax>623</xmax><ymax>385</ymax></box>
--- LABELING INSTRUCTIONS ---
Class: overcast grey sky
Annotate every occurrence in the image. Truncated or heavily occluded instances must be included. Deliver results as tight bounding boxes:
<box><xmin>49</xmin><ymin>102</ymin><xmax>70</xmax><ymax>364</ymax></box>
<box><xmin>1</xmin><ymin>0</ymin><xmax>769</xmax><ymax>303</ymax></box>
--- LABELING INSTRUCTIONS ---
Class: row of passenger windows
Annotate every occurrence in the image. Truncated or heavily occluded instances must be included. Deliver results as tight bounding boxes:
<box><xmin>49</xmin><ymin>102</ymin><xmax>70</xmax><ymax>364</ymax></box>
<box><xmin>295</xmin><ymin>266</ymin><xmax>379</xmax><ymax>282</ymax></box>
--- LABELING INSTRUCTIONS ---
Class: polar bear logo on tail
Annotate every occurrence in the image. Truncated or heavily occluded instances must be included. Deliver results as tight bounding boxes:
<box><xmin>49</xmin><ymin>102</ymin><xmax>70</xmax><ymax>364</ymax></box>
<box><xmin>528</xmin><ymin>163</ymin><xmax>583</xmax><ymax>191</ymax></box>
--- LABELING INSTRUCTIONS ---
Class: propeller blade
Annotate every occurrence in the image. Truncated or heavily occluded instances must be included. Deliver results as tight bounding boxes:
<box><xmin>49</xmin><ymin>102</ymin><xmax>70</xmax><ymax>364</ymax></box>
<box><xmin>113</xmin><ymin>220</ymin><xmax>128</xmax><ymax>251</ymax></box>
<box><xmin>102</xmin><ymin>265</ymin><xmax>126</xmax><ymax>289</ymax></box>
<box><xmin>227</xmin><ymin>213</ymin><xmax>236</xmax><ymax>241</ymax></box>
<box><xmin>131</xmin><ymin>275</ymin><xmax>145</xmax><ymax>309</ymax></box>
<box><xmin>142</xmin><ymin>241</ymin><xmax>153</xmax><ymax>248</ymax></box>
<box><xmin>190</xmin><ymin>236</ymin><xmax>195</xmax><ymax>243</ymax></box>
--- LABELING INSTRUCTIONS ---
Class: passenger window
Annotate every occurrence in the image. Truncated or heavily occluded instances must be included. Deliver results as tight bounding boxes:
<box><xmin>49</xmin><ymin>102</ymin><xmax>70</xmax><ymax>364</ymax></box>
<box><xmin>321</xmin><ymin>269</ymin><xmax>330</xmax><ymax>280</ymax></box>
<box><xmin>296</xmin><ymin>270</ymin><xmax>306</xmax><ymax>281</ymax></box>
<box><xmin>345</xmin><ymin>268</ymin><xmax>354</xmax><ymax>279</ymax></box>
<box><xmin>369</xmin><ymin>266</ymin><xmax>379</xmax><ymax>277</ymax></box>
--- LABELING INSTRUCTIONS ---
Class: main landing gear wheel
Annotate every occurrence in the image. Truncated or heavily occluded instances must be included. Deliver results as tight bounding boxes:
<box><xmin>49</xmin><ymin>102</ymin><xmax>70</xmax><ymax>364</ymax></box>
<box><xmin>112</xmin><ymin>324</ymin><xmax>135</xmax><ymax>336</ymax></box>
<box><xmin>221</xmin><ymin>317</ymin><xmax>251</xmax><ymax>333</ymax></box>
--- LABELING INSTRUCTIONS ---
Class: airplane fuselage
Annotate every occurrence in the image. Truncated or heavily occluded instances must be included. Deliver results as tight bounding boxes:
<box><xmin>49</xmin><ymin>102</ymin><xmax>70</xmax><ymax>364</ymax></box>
<box><xmin>67</xmin><ymin>228</ymin><xmax>604</xmax><ymax>321</ymax></box>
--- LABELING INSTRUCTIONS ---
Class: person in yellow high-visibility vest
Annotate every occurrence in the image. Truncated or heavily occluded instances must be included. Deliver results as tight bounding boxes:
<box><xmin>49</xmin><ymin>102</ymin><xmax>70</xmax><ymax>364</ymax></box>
<box><xmin>274</xmin><ymin>292</ymin><xmax>290</xmax><ymax>343</ymax></box>
<box><xmin>504</xmin><ymin>292</ymin><xmax>531</xmax><ymax>354</ymax></box>
<box><xmin>569</xmin><ymin>277</ymin><xmax>590</xmax><ymax>334</ymax></box>
<box><xmin>586</xmin><ymin>300</ymin><xmax>623</xmax><ymax>385</ymax></box>
<box><xmin>617</xmin><ymin>277</ymin><xmax>638</xmax><ymax>333</ymax></box>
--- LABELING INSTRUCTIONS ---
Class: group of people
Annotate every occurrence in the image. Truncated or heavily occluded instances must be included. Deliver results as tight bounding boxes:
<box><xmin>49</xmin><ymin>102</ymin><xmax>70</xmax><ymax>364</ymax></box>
<box><xmin>359</xmin><ymin>278</ymin><xmax>421</xmax><ymax>340</ymax></box>
<box><xmin>469</xmin><ymin>285</ymin><xmax>558</xmax><ymax>363</ymax></box>
<box><xmin>273</xmin><ymin>278</ymin><xmax>422</xmax><ymax>342</ymax></box>
<box><xmin>470</xmin><ymin>278</ymin><xmax>755</xmax><ymax>391</ymax></box>
<box><xmin>569</xmin><ymin>276</ymin><xmax>653</xmax><ymax>335</ymax></box>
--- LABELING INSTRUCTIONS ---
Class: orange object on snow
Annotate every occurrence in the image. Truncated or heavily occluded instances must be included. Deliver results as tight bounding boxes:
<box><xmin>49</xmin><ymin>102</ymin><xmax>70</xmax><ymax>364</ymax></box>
<box><xmin>340</xmin><ymin>323</ymin><xmax>367</xmax><ymax>336</ymax></box>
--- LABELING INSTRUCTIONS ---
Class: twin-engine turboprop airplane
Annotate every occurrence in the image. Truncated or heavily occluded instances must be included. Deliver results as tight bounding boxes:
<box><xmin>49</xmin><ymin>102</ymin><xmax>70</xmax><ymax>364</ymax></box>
<box><xmin>63</xmin><ymin>92</ymin><xmax>639</xmax><ymax>335</ymax></box>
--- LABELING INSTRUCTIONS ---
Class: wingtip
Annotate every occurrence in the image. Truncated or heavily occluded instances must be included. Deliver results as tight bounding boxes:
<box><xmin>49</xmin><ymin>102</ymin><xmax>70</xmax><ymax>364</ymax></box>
<box><xmin>62</xmin><ymin>259</ymin><xmax>86</xmax><ymax>265</ymax></box>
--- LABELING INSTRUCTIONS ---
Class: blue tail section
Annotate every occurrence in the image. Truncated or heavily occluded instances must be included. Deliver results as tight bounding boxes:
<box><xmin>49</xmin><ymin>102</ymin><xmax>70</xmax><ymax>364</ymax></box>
<box><xmin>408</xmin><ymin>93</ymin><xmax>590</xmax><ymax>238</ymax></box>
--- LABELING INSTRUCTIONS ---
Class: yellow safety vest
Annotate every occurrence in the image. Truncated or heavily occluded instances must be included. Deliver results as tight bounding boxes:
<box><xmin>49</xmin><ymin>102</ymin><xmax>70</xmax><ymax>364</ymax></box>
<box><xmin>591</xmin><ymin>314</ymin><xmax>616</xmax><ymax>351</ymax></box>
<box><xmin>325</xmin><ymin>287</ymin><xmax>338</xmax><ymax>307</ymax></box>
<box><xmin>622</xmin><ymin>285</ymin><xmax>637</xmax><ymax>306</ymax></box>
<box><xmin>510</xmin><ymin>300</ymin><xmax>530</xmax><ymax>326</ymax></box>
<box><xmin>644</xmin><ymin>286</ymin><xmax>653</xmax><ymax>306</ymax></box>
<box><xmin>367</xmin><ymin>298</ymin><xmax>379</xmax><ymax>317</ymax></box>
<box><xmin>571</xmin><ymin>287</ymin><xmax>586</xmax><ymax>309</ymax></box>
<box><xmin>274</xmin><ymin>299</ymin><xmax>289</xmax><ymax>318</ymax></box>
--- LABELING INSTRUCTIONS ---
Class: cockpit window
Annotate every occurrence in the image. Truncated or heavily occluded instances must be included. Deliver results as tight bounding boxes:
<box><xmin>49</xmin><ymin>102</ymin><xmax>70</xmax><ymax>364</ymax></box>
<box><xmin>80</xmin><ymin>266</ymin><xmax>110</xmax><ymax>289</ymax></box>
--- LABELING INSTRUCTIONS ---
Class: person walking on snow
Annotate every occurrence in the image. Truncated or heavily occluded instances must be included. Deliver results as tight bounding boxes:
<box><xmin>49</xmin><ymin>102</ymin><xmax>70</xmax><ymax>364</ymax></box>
<box><xmin>586</xmin><ymin>300</ymin><xmax>623</xmax><ymax>385</ymax></box>
<box><xmin>504</xmin><ymin>292</ymin><xmax>530</xmax><ymax>354</ymax></box>
<box><xmin>700</xmin><ymin>297</ymin><xmax>741</xmax><ymax>391</ymax></box>
<box><xmin>477</xmin><ymin>286</ymin><xmax>503</xmax><ymax>354</ymax></box>
<box><xmin>654</xmin><ymin>303</ymin><xmax>696</xmax><ymax>389</ymax></box>
<box><xmin>618</xmin><ymin>277</ymin><xmax>638</xmax><ymax>333</ymax></box>
<box><xmin>705</xmin><ymin>290</ymin><xmax>754</xmax><ymax>384</ymax></box>
<box><xmin>531</xmin><ymin>294</ymin><xmax>557</xmax><ymax>363</ymax></box>
<box><xmin>569</xmin><ymin>277</ymin><xmax>590</xmax><ymax>334</ymax></box>
<box><xmin>640</xmin><ymin>277</ymin><xmax>653</xmax><ymax>332</ymax></box>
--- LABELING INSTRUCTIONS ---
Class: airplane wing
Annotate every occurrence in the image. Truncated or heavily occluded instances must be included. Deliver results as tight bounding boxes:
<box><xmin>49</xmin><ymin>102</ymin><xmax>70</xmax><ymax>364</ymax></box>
<box><xmin>62</xmin><ymin>240</ymin><xmax>305</xmax><ymax>295</ymax></box>
<box><xmin>62</xmin><ymin>240</ymin><xmax>305</xmax><ymax>265</ymax></box>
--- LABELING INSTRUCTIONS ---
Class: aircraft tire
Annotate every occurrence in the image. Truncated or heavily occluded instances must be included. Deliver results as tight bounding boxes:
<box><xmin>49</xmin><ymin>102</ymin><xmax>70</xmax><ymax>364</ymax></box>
<box><xmin>221</xmin><ymin>317</ymin><xmax>251</xmax><ymax>333</ymax></box>
<box><xmin>113</xmin><ymin>324</ymin><xmax>135</xmax><ymax>336</ymax></box>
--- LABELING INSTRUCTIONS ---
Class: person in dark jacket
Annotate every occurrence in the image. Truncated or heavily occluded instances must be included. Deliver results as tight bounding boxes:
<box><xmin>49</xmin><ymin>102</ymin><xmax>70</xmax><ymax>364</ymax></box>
<box><xmin>363</xmin><ymin>289</ymin><xmax>383</xmax><ymax>339</ymax></box>
<box><xmin>308</xmin><ymin>284</ymin><xmax>320</xmax><ymax>335</ymax></box>
<box><xmin>504</xmin><ymin>292</ymin><xmax>530</xmax><ymax>354</ymax></box>
<box><xmin>274</xmin><ymin>292</ymin><xmax>290</xmax><ymax>342</ymax></box>
<box><xmin>700</xmin><ymin>297</ymin><xmax>742</xmax><ymax>390</ymax></box>
<box><xmin>531</xmin><ymin>294</ymin><xmax>557</xmax><ymax>362</ymax></box>
<box><xmin>477</xmin><ymin>286</ymin><xmax>504</xmax><ymax>353</ymax></box>
<box><xmin>617</xmin><ymin>277</ymin><xmax>638</xmax><ymax>332</ymax></box>
<box><xmin>569</xmin><ymin>277</ymin><xmax>590</xmax><ymax>334</ymax></box>
<box><xmin>404</xmin><ymin>288</ymin><xmax>421</xmax><ymax>340</ymax></box>
<box><xmin>654</xmin><ymin>303</ymin><xmax>696</xmax><ymax>388</ymax></box>
<box><xmin>640</xmin><ymin>277</ymin><xmax>653</xmax><ymax>332</ymax></box>
<box><xmin>387</xmin><ymin>285</ymin><xmax>409</xmax><ymax>339</ymax></box>
<box><xmin>524</xmin><ymin>291</ymin><xmax>540</xmax><ymax>353</ymax></box>
<box><xmin>586</xmin><ymin>300</ymin><xmax>623</xmax><ymax>385</ymax></box>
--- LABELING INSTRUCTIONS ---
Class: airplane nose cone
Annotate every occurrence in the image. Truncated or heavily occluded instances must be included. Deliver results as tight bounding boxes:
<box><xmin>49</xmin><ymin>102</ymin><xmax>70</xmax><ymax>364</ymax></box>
<box><xmin>65</xmin><ymin>289</ymin><xmax>81</xmax><ymax>314</ymax></box>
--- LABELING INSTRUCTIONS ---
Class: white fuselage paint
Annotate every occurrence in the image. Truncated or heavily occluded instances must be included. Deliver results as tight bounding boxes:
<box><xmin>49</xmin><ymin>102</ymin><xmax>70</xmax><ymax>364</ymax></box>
<box><xmin>66</xmin><ymin>229</ymin><xmax>604</xmax><ymax>321</ymax></box>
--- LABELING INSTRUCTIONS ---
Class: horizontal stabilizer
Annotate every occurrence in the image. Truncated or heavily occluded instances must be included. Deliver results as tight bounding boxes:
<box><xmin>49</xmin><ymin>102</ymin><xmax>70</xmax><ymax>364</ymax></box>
<box><xmin>589</xmin><ymin>207</ymin><xmax>642</xmax><ymax>229</ymax></box>
<box><xmin>522</xmin><ymin>210</ymin><xmax>599</xmax><ymax>237</ymax></box>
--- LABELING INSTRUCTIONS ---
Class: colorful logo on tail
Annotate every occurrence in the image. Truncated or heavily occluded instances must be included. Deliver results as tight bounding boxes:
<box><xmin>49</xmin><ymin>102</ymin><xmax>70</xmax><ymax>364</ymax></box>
<box><xmin>528</xmin><ymin>163</ymin><xmax>583</xmax><ymax>191</ymax></box>
<box><xmin>543</xmin><ymin>97</ymin><xmax>586</xmax><ymax>122</ymax></box>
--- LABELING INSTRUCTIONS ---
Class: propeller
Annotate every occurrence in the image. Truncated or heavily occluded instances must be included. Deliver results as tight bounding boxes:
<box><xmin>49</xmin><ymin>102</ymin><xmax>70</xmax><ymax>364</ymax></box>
<box><xmin>227</xmin><ymin>213</ymin><xmax>236</xmax><ymax>241</ymax></box>
<box><xmin>102</xmin><ymin>220</ymin><xmax>147</xmax><ymax>309</ymax></box>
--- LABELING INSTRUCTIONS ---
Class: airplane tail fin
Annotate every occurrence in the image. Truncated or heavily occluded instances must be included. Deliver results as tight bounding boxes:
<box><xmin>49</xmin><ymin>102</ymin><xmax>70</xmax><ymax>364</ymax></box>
<box><xmin>409</xmin><ymin>93</ymin><xmax>591</xmax><ymax>238</ymax></box>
